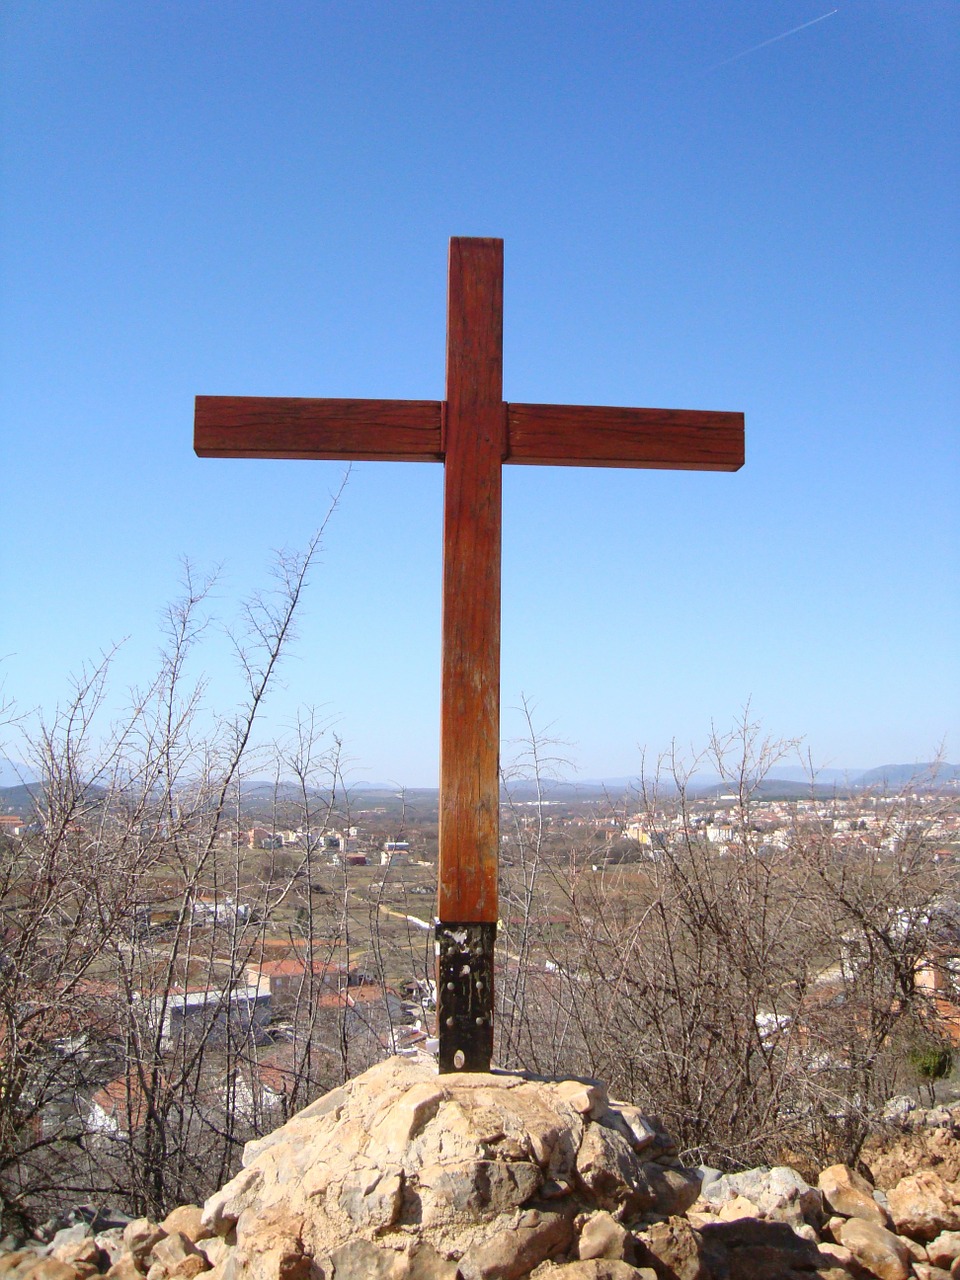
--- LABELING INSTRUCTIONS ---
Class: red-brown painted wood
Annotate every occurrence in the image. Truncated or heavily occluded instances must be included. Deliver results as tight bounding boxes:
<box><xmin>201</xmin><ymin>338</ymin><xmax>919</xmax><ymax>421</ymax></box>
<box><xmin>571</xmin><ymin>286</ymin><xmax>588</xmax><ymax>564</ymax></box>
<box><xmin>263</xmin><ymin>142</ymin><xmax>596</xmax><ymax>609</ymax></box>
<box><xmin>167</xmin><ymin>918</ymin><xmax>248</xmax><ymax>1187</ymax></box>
<box><xmin>437</xmin><ymin>238</ymin><xmax>503</xmax><ymax>925</ymax></box>
<box><xmin>195</xmin><ymin>396</ymin><xmax>442</xmax><ymax>461</ymax></box>
<box><xmin>506</xmin><ymin>403</ymin><xmax>744</xmax><ymax>471</ymax></box>
<box><xmin>192</xmin><ymin>238</ymin><xmax>747</xmax><ymax>1007</ymax></box>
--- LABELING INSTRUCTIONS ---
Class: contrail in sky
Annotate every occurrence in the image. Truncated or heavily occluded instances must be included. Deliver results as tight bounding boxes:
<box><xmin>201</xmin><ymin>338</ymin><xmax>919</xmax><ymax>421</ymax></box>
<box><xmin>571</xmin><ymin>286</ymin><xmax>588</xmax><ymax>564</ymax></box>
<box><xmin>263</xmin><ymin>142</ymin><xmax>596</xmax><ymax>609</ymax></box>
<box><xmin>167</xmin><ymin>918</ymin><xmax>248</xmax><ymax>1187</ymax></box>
<box><xmin>710</xmin><ymin>9</ymin><xmax>839</xmax><ymax>70</ymax></box>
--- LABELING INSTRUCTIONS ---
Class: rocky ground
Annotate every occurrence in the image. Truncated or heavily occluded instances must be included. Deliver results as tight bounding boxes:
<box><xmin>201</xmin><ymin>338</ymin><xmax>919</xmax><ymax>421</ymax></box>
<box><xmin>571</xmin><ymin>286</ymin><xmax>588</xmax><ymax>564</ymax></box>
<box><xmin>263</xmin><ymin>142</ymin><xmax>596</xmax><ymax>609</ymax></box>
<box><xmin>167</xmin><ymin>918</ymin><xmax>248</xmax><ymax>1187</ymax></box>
<box><xmin>7</xmin><ymin>1056</ymin><xmax>960</xmax><ymax>1279</ymax></box>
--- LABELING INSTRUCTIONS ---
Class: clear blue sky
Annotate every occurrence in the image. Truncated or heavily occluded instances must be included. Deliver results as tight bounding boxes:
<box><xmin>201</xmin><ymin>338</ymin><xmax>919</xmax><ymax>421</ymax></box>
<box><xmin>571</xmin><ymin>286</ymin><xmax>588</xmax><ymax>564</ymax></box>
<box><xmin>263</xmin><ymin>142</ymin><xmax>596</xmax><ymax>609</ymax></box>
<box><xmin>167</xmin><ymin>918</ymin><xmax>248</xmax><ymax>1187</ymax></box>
<box><xmin>2</xmin><ymin>1</ymin><xmax>957</xmax><ymax>786</ymax></box>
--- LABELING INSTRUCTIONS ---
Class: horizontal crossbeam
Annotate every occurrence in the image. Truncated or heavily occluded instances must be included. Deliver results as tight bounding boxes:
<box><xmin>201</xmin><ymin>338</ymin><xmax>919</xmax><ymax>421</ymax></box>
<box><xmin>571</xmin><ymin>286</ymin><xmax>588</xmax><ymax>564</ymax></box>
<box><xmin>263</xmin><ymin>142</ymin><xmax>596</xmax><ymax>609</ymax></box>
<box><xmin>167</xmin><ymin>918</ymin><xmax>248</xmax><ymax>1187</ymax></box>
<box><xmin>506</xmin><ymin>403</ymin><xmax>744</xmax><ymax>471</ymax></box>
<box><xmin>195</xmin><ymin>397</ymin><xmax>743</xmax><ymax>471</ymax></box>
<box><xmin>195</xmin><ymin>397</ymin><xmax>443</xmax><ymax>461</ymax></box>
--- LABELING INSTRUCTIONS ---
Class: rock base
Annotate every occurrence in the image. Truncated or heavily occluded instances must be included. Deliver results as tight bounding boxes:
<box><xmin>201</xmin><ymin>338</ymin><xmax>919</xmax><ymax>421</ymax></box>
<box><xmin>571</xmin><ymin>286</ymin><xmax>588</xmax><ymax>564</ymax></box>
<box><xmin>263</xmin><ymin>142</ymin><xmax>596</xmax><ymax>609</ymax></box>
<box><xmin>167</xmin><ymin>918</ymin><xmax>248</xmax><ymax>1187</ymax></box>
<box><xmin>9</xmin><ymin>1058</ymin><xmax>960</xmax><ymax>1279</ymax></box>
<box><xmin>199</xmin><ymin>1053</ymin><xmax>697</xmax><ymax>1279</ymax></box>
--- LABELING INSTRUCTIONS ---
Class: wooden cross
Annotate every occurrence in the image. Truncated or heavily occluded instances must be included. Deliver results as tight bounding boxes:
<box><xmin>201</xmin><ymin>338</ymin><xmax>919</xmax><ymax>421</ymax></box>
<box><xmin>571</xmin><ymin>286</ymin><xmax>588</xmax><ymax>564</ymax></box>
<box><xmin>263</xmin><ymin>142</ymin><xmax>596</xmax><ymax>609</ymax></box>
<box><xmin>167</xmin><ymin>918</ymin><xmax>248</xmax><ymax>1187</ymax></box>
<box><xmin>194</xmin><ymin>237</ymin><xmax>744</xmax><ymax>1072</ymax></box>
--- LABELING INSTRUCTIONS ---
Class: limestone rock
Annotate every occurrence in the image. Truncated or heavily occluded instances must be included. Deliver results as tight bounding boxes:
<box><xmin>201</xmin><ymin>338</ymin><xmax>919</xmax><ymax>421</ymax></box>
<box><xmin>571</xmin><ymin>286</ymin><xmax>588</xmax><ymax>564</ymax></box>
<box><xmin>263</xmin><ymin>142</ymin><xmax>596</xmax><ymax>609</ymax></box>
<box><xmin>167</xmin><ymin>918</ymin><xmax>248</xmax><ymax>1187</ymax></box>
<box><xmin>50</xmin><ymin>1239</ymin><xmax>105</xmax><ymax>1276</ymax></box>
<box><xmin>816</xmin><ymin>1239</ymin><xmax>855</xmax><ymax>1268</ymax></box>
<box><xmin>190</xmin><ymin>1055</ymin><xmax>692</xmax><ymax>1279</ymax></box>
<box><xmin>337</xmin><ymin>1160</ymin><xmax>405</xmax><ymax>1229</ymax></box>
<box><xmin>145</xmin><ymin>1232</ymin><xmax>208</xmax><ymax>1280</ymax></box>
<box><xmin>611</xmin><ymin>1109</ymin><xmax>657</xmax><ymax>1156</ymax></box>
<box><xmin>698</xmin><ymin>1165</ymin><xmax>822</xmax><ymax>1230</ymax></box>
<box><xmin>865</xmin><ymin>1128</ymin><xmax>960</xmax><ymax>1190</ymax></box>
<box><xmin>635</xmin><ymin>1218</ymin><xmax>709</xmax><ymax>1280</ymax></box>
<box><xmin>92</xmin><ymin>1231</ymin><xmax>127</xmax><ymax>1268</ymax></box>
<box><xmin>716</xmin><ymin>1195</ymin><xmax>760</xmax><ymax>1223</ymax></box>
<box><xmin>0</xmin><ymin>1254</ymin><xmax>38</xmax><ymax>1279</ymax></box>
<box><xmin>818</xmin><ymin>1163</ymin><xmax>889</xmax><ymax>1227</ymax></box>
<box><xmin>230</xmin><ymin>1208</ymin><xmax>313</xmax><ymax>1280</ymax></box>
<box><xmin>698</xmin><ymin>1217</ymin><xmax>822</xmax><ymax>1280</ymax></box>
<box><xmin>887</xmin><ymin>1171</ymin><xmax>960</xmax><ymax>1242</ymax></box>
<box><xmin>576</xmin><ymin>1213</ymin><xmax>633</xmax><ymax>1263</ymax></box>
<box><xmin>554</xmin><ymin>1081</ymin><xmax>609</xmax><ymax>1121</ymax></box>
<box><xmin>197</xmin><ymin>1242</ymin><xmax>229</xmax><ymax>1273</ymax></box>
<box><xmin>202</xmin><ymin>1169</ymin><xmax>264</xmax><ymax>1238</ymax></box>
<box><xmin>929</xmin><ymin>1232</ymin><xmax>960</xmax><ymax>1269</ymax></box>
<box><xmin>47</xmin><ymin>1231</ymin><xmax>91</xmax><ymax>1256</ymax></box>
<box><xmin>159</xmin><ymin>1211</ymin><xmax>207</xmax><ymax>1246</ymax></box>
<box><xmin>639</xmin><ymin>1165</ymin><xmax>702</xmax><ymax>1220</ymax></box>
<box><xmin>457</xmin><ymin>1212</ymin><xmax>574</xmax><ymax>1280</ymax></box>
<box><xmin>836</xmin><ymin>1217</ymin><xmax>911</xmax><ymax>1280</ymax></box>
<box><xmin>417</xmin><ymin>1158</ymin><xmax>542</xmax><ymax>1226</ymax></box>
<box><xmin>17</xmin><ymin>1262</ymin><xmax>82</xmax><ymax>1280</ymax></box>
<box><xmin>575</xmin><ymin>1126</ymin><xmax>646</xmax><ymax>1214</ymax></box>
<box><xmin>121</xmin><ymin>1223</ymin><xmax>165</xmax><ymax>1268</ymax></box>
<box><xmin>104</xmin><ymin>1256</ymin><xmax>145</xmax><ymax>1280</ymax></box>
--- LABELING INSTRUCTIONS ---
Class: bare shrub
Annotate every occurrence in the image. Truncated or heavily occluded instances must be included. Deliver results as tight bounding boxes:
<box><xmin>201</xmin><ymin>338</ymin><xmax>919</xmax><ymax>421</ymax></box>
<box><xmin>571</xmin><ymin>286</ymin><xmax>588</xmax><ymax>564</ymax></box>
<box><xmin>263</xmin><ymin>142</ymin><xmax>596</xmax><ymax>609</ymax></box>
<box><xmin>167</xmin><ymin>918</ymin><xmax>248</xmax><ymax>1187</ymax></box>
<box><xmin>0</xmin><ymin>489</ymin><xmax>403</xmax><ymax>1228</ymax></box>
<box><xmin>497</xmin><ymin>715</ymin><xmax>959</xmax><ymax>1173</ymax></box>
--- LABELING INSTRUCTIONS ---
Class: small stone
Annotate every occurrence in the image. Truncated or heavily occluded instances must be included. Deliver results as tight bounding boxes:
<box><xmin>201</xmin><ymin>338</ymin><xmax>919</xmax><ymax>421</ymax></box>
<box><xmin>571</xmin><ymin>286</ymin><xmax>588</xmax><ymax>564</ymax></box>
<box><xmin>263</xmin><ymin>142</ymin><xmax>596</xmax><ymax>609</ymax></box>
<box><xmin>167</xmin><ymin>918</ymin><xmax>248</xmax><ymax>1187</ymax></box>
<box><xmin>458</xmin><ymin>1212</ymin><xmax>574</xmax><ymax>1280</ymax></box>
<box><xmin>837</xmin><ymin>1217</ymin><xmax>911</xmax><ymax>1280</ymax></box>
<box><xmin>158</xmin><ymin>1212</ymin><xmax>207</xmax><ymax>1246</ymax></box>
<box><xmin>577</xmin><ymin>1212</ymin><xmax>633</xmax><ymax>1263</ymax></box>
<box><xmin>716</xmin><ymin>1195</ymin><xmax>760</xmax><ymax>1222</ymax></box>
<box><xmin>0</xmin><ymin>1254</ymin><xmax>36</xmax><ymax>1279</ymax></box>
<box><xmin>338</xmin><ymin>1163</ymin><xmax>404</xmax><ymax>1229</ymax></box>
<box><xmin>103</xmin><ymin>1257</ymin><xmax>144</xmax><ymax>1280</ymax></box>
<box><xmin>555</xmin><ymin>1081</ymin><xmax>608</xmax><ymax>1121</ymax></box>
<box><xmin>698</xmin><ymin>1165</ymin><xmax>822</xmax><ymax>1230</ymax></box>
<box><xmin>818</xmin><ymin>1163</ymin><xmax>889</xmax><ymax>1227</ymax></box>
<box><xmin>888</xmin><ymin>1171</ymin><xmax>960</xmax><ymax>1243</ymax></box>
<box><xmin>929</xmin><ymin>1232</ymin><xmax>960</xmax><ymax>1268</ymax></box>
<box><xmin>92</xmin><ymin>1231</ymin><xmax>126</xmax><ymax>1268</ymax></box>
<box><xmin>51</xmin><ymin>1241</ymin><xmax>104</xmax><ymax>1273</ymax></box>
<box><xmin>615</xmin><ymin>1108</ymin><xmax>657</xmax><ymax>1154</ymax></box>
<box><xmin>817</xmin><ymin>1240</ymin><xmax>854</xmax><ymax>1268</ymax></box>
<box><xmin>368</xmin><ymin>1082</ymin><xmax>446</xmax><ymax>1155</ymax></box>
<box><xmin>17</xmin><ymin>1262</ymin><xmax>81</xmax><ymax>1280</ymax></box>
<box><xmin>196</xmin><ymin>1241</ymin><xmax>227</xmax><ymax>1274</ymax></box>
<box><xmin>201</xmin><ymin>1169</ymin><xmax>264</xmax><ymax>1238</ymax></box>
<box><xmin>145</xmin><ymin>1231</ymin><xmax>209</xmax><ymax>1280</ymax></box>
<box><xmin>323</xmin><ymin>1238</ymin><xmax>393</xmax><ymax>1280</ymax></box>
<box><xmin>48</xmin><ymin>1231</ymin><xmax>91</xmax><ymax>1255</ymax></box>
<box><xmin>639</xmin><ymin>1165</ymin><xmax>702</xmax><ymax>1219</ymax></box>
<box><xmin>637</xmin><ymin>1218</ymin><xmax>709</xmax><ymax>1280</ymax></box>
<box><xmin>576</xmin><ymin>1124</ymin><xmax>645</xmax><ymax>1213</ymax></box>
<box><xmin>121</xmin><ymin>1224</ymin><xmax>165</xmax><ymax>1268</ymax></box>
<box><xmin>419</xmin><ymin>1158</ymin><xmax>543</xmax><ymax>1225</ymax></box>
<box><xmin>542</xmin><ymin>1180</ymin><xmax>573</xmax><ymax>1200</ymax></box>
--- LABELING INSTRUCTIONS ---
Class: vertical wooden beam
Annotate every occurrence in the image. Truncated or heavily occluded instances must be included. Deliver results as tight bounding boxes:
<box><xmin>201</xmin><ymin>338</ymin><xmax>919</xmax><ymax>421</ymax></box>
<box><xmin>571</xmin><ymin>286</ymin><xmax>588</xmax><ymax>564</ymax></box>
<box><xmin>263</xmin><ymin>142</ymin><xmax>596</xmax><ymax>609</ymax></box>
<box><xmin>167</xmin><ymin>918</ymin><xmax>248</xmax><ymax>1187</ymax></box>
<box><xmin>436</xmin><ymin>237</ymin><xmax>502</xmax><ymax>1071</ymax></box>
<box><xmin>438</xmin><ymin>237</ymin><xmax>504</xmax><ymax>926</ymax></box>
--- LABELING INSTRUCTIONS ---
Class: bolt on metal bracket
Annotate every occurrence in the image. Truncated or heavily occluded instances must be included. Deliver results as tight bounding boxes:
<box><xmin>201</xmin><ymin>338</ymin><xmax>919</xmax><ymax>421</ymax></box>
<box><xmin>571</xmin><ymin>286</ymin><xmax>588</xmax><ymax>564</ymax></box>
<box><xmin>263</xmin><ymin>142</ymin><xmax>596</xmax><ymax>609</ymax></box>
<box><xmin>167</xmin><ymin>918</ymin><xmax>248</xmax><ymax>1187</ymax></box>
<box><xmin>435</xmin><ymin>920</ymin><xmax>496</xmax><ymax>1073</ymax></box>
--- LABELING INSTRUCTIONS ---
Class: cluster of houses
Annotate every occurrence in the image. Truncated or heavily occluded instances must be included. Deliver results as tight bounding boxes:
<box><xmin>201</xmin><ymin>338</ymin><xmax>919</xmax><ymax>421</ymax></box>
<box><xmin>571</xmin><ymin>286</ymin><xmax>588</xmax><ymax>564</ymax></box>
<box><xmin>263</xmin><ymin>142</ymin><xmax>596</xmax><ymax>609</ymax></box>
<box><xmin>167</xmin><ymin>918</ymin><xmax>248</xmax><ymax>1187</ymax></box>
<box><xmin>609</xmin><ymin>793</ymin><xmax>960</xmax><ymax>860</ymax></box>
<box><xmin>76</xmin><ymin>955</ymin><xmax>431</xmax><ymax>1141</ymax></box>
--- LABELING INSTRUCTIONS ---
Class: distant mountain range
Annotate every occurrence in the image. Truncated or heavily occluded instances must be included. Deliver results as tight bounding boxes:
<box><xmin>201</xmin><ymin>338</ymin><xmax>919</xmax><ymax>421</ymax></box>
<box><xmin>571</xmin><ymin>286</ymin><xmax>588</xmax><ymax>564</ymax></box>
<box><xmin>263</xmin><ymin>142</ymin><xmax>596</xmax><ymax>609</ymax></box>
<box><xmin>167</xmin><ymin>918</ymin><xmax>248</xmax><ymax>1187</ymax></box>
<box><xmin>1</xmin><ymin>759</ymin><xmax>957</xmax><ymax>813</ymax></box>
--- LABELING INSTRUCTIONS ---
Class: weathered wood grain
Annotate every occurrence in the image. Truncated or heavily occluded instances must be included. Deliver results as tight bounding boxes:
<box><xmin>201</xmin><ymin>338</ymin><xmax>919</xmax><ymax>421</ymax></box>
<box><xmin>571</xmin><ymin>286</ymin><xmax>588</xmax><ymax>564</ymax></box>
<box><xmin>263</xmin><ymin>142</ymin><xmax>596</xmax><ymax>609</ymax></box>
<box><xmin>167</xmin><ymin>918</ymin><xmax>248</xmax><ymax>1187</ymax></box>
<box><xmin>437</xmin><ymin>237</ymin><xmax>503</xmax><ymax>925</ymax></box>
<box><xmin>195</xmin><ymin>396</ymin><xmax>442</xmax><ymax>461</ymax></box>
<box><xmin>506</xmin><ymin>403</ymin><xmax>744</xmax><ymax>470</ymax></box>
<box><xmin>192</xmin><ymin>237</ymin><xmax>747</xmax><ymax>1026</ymax></box>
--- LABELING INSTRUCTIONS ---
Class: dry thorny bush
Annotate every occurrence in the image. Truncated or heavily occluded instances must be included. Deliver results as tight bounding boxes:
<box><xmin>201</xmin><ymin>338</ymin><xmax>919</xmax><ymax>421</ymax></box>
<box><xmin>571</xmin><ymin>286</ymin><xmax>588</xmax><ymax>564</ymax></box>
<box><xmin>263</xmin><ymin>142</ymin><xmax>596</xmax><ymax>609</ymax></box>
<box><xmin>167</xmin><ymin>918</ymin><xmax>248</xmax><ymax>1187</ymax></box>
<box><xmin>497</xmin><ymin>715</ymin><xmax>959</xmax><ymax>1178</ymax></box>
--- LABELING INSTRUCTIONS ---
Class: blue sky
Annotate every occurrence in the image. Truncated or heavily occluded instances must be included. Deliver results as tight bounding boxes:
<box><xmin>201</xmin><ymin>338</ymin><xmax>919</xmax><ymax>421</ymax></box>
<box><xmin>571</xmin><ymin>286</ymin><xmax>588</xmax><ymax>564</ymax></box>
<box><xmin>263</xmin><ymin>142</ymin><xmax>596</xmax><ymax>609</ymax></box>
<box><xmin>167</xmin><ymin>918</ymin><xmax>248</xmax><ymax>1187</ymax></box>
<box><xmin>2</xmin><ymin>1</ymin><xmax>957</xmax><ymax>786</ymax></box>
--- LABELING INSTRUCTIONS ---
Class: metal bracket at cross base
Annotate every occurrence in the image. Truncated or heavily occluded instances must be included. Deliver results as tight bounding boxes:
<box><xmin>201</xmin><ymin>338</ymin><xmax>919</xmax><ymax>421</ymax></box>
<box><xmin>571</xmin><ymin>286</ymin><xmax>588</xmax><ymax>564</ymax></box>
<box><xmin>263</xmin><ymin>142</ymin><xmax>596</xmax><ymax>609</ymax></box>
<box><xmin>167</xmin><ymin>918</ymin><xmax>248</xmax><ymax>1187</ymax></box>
<box><xmin>435</xmin><ymin>922</ymin><xmax>496</xmax><ymax>1072</ymax></box>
